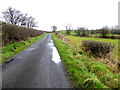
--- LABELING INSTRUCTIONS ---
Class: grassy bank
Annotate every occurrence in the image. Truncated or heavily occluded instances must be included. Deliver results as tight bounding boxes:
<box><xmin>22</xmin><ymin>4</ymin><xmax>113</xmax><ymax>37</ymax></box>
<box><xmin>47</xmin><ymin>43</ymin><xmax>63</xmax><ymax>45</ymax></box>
<box><xmin>0</xmin><ymin>33</ymin><xmax>46</xmax><ymax>63</ymax></box>
<box><xmin>52</xmin><ymin>34</ymin><xmax>119</xmax><ymax>88</ymax></box>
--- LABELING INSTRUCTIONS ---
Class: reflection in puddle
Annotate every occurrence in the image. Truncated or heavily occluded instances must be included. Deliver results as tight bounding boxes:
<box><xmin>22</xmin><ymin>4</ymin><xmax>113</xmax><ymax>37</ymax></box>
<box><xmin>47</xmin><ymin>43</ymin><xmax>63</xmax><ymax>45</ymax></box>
<box><xmin>48</xmin><ymin>39</ymin><xmax>61</xmax><ymax>64</ymax></box>
<box><xmin>48</xmin><ymin>43</ymin><xmax>54</xmax><ymax>47</ymax></box>
<box><xmin>27</xmin><ymin>47</ymin><xmax>39</xmax><ymax>51</ymax></box>
<box><xmin>27</xmin><ymin>48</ymin><xmax>36</xmax><ymax>50</ymax></box>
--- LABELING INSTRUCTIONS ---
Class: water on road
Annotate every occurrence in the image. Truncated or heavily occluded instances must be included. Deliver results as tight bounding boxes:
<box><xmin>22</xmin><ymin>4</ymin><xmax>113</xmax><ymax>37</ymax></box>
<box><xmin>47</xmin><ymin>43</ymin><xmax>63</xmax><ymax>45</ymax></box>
<box><xmin>2</xmin><ymin>33</ymin><xmax>71</xmax><ymax>88</ymax></box>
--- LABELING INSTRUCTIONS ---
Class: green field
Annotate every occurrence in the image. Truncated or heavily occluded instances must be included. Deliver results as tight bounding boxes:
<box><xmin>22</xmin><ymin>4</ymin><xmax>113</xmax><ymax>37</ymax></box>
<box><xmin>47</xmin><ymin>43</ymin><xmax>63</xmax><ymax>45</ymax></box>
<box><xmin>52</xmin><ymin>33</ymin><xmax>119</xmax><ymax>88</ymax></box>
<box><xmin>85</xmin><ymin>33</ymin><xmax>119</xmax><ymax>37</ymax></box>
<box><xmin>59</xmin><ymin>30</ymin><xmax>119</xmax><ymax>37</ymax></box>
<box><xmin>65</xmin><ymin>36</ymin><xmax>119</xmax><ymax>62</ymax></box>
<box><xmin>0</xmin><ymin>33</ymin><xmax>46</xmax><ymax>63</ymax></box>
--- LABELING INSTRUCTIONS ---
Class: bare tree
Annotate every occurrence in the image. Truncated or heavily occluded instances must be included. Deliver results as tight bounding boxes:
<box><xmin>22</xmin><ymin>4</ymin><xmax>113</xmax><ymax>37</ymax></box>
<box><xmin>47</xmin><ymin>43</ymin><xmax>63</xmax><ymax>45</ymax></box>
<box><xmin>80</xmin><ymin>27</ymin><xmax>86</xmax><ymax>36</ymax></box>
<box><xmin>2</xmin><ymin>7</ymin><xmax>38</xmax><ymax>28</ymax></box>
<box><xmin>2</xmin><ymin>7</ymin><xmax>22</xmax><ymax>25</ymax></box>
<box><xmin>74</xmin><ymin>27</ymin><xmax>81</xmax><ymax>36</ymax></box>
<box><xmin>51</xmin><ymin>25</ymin><xmax>57</xmax><ymax>32</ymax></box>
<box><xmin>100</xmin><ymin>26</ymin><xmax>108</xmax><ymax>38</ymax></box>
<box><xmin>20</xmin><ymin>14</ymin><xmax>28</xmax><ymax>26</ymax></box>
<box><xmin>75</xmin><ymin>27</ymin><xmax>88</xmax><ymax>36</ymax></box>
<box><xmin>26</xmin><ymin>16</ymin><xmax>38</xmax><ymax>28</ymax></box>
<box><xmin>65</xmin><ymin>24</ymin><xmax>72</xmax><ymax>35</ymax></box>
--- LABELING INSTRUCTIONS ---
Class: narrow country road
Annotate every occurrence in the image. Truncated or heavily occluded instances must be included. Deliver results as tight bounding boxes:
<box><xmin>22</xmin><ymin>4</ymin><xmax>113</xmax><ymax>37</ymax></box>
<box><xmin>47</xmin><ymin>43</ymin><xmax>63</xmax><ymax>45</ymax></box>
<box><xmin>2</xmin><ymin>33</ymin><xmax>71</xmax><ymax>88</ymax></box>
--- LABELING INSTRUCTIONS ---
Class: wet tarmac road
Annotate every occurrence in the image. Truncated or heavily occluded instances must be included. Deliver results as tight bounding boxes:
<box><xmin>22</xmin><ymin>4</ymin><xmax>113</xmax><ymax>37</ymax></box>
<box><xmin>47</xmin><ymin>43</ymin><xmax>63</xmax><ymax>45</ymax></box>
<box><xmin>2</xmin><ymin>33</ymin><xmax>71</xmax><ymax>88</ymax></box>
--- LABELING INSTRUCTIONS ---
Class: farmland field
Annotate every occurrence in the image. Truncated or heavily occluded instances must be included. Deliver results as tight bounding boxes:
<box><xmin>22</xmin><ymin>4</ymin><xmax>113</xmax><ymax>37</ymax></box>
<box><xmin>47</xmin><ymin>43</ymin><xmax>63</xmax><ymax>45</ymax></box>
<box><xmin>59</xmin><ymin>30</ymin><xmax>120</xmax><ymax>37</ymax></box>
<box><xmin>52</xmin><ymin>33</ymin><xmax>119</xmax><ymax>88</ymax></box>
<box><xmin>65</xmin><ymin>35</ymin><xmax>119</xmax><ymax>62</ymax></box>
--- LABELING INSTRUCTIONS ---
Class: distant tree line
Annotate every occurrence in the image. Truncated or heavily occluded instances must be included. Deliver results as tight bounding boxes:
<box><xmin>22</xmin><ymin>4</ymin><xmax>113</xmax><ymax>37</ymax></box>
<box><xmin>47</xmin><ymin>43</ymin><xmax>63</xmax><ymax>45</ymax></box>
<box><xmin>59</xmin><ymin>25</ymin><xmax>120</xmax><ymax>39</ymax></box>
<box><xmin>2</xmin><ymin>7</ymin><xmax>37</xmax><ymax>28</ymax></box>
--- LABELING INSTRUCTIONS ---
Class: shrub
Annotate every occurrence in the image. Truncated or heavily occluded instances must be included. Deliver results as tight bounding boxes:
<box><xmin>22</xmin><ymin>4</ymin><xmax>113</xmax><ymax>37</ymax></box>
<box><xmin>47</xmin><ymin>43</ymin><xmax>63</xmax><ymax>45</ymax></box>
<box><xmin>100</xmin><ymin>29</ymin><xmax>108</xmax><ymax>38</ymax></box>
<box><xmin>66</xmin><ymin>30</ymin><xmax>71</xmax><ymax>35</ymax></box>
<box><xmin>82</xmin><ymin>40</ymin><xmax>114</xmax><ymax>57</ymax></box>
<box><xmin>81</xmin><ymin>30</ymin><xmax>88</xmax><ymax>36</ymax></box>
<box><xmin>75</xmin><ymin>30</ymin><xmax>81</xmax><ymax>36</ymax></box>
<box><xmin>75</xmin><ymin>30</ymin><xmax>89</xmax><ymax>36</ymax></box>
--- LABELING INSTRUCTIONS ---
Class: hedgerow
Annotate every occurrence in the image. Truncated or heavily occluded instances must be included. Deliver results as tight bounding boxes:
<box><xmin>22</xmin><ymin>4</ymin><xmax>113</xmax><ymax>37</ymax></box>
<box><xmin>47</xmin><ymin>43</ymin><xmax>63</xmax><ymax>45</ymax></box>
<box><xmin>82</xmin><ymin>40</ymin><xmax>115</xmax><ymax>57</ymax></box>
<box><xmin>2</xmin><ymin>22</ymin><xmax>44</xmax><ymax>46</ymax></box>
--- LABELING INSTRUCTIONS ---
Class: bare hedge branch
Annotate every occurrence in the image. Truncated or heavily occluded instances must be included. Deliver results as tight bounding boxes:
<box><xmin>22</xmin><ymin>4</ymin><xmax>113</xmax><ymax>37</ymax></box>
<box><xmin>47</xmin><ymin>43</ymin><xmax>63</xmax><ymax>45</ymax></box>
<box><xmin>82</xmin><ymin>40</ymin><xmax>115</xmax><ymax>57</ymax></box>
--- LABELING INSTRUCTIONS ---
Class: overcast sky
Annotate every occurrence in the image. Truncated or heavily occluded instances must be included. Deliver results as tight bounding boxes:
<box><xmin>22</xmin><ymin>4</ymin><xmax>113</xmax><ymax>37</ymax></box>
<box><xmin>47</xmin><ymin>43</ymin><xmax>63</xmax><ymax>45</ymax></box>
<box><xmin>0</xmin><ymin>0</ymin><xmax>119</xmax><ymax>31</ymax></box>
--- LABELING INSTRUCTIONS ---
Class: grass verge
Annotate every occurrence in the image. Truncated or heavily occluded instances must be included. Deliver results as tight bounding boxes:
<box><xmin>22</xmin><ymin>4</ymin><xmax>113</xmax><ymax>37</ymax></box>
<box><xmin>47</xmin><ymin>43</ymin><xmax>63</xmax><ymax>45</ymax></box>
<box><xmin>0</xmin><ymin>33</ymin><xmax>46</xmax><ymax>63</ymax></box>
<box><xmin>52</xmin><ymin>33</ymin><xmax>119</xmax><ymax>88</ymax></box>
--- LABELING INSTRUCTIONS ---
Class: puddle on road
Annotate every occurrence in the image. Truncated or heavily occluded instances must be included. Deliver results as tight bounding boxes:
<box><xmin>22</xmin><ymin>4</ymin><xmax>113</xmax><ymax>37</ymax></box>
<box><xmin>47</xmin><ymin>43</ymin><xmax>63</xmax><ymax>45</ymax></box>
<box><xmin>27</xmin><ymin>47</ymin><xmax>39</xmax><ymax>51</ymax></box>
<box><xmin>27</xmin><ymin>48</ymin><xmax>35</xmax><ymax>50</ymax></box>
<box><xmin>48</xmin><ymin>40</ymin><xmax>61</xmax><ymax>64</ymax></box>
